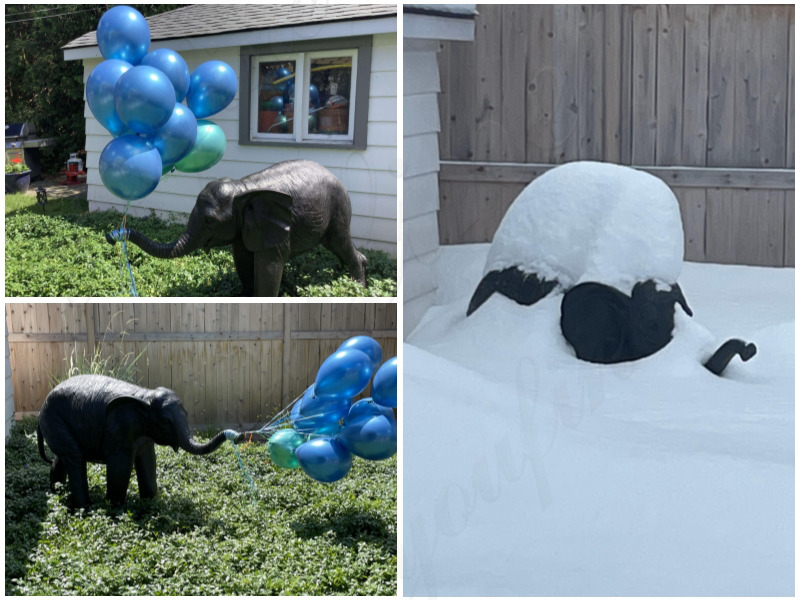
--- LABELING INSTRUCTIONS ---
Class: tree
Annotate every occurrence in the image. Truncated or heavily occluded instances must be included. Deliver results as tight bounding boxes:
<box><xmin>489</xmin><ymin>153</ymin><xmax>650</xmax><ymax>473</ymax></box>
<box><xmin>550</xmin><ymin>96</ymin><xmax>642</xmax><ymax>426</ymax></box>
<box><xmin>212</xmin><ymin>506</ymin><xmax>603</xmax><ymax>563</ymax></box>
<box><xmin>4</xmin><ymin>5</ymin><xmax>181</xmax><ymax>173</ymax></box>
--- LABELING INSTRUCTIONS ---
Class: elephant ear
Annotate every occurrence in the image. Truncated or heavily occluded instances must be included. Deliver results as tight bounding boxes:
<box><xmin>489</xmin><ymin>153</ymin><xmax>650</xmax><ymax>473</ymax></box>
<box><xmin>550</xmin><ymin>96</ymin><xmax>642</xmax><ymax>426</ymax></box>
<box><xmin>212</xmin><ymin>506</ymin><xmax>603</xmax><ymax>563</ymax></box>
<box><xmin>105</xmin><ymin>396</ymin><xmax>150</xmax><ymax>445</ymax></box>
<box><xmin>235</xmin><ymin>189</ymin><xmax>294</xmax><ymax>252</ymax></box>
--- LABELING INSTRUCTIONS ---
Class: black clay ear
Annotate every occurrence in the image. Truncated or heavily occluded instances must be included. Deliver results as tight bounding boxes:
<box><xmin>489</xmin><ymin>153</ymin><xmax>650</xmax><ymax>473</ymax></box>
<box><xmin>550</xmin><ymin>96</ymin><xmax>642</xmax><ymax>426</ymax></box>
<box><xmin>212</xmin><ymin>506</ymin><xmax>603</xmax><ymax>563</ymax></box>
<box><xmin>467</xmin><ymin>267</ymin><xmax>558</xmax><ymax>316</ymax></box>
<box><xmin>105</xmin><ymin>395</ymin><xmax>149</xmax><ymax>417</ymax></box>
<box><xmin>560</xmin><ymin>282</ymin><xmax>631</xmax><ymax>363</ymax></box>
<box><xmin>235</xmin><ymin>190</ymin><xmax>294</xmax><ymax>252</ymax></box>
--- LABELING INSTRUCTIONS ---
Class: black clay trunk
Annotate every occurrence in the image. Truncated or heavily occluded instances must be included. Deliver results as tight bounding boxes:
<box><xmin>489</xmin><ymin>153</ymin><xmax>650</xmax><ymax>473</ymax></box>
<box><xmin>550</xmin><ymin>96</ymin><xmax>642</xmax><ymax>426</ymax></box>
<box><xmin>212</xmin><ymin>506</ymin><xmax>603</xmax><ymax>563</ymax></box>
<box><xmin>178</xmin><ymin>428</ymin><xmax>228</xmax><ymax>455</ymax></box>
<box><xmin>125</xmin><ymin>228</ymin><xmax>200</xmax><ymax>259</ymax></box>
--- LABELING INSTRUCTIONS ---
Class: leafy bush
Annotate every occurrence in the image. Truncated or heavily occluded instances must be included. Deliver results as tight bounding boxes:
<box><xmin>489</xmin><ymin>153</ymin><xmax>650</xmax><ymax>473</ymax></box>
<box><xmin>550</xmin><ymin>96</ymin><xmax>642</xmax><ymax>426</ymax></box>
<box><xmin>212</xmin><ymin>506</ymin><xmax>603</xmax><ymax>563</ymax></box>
<box><xmin>5</xmin><ymin>162</ymin><xmax>29</xmax><ymax>174</ymax></box>
<box><xmin>5</xmin><ymin>195</ymin><xmax>396</xmax><ymax>297</ymax></box>
<box><xmin>6</xmin><ymin>417</ymin><xmax>397</xmax><ymax>595</ymax></box>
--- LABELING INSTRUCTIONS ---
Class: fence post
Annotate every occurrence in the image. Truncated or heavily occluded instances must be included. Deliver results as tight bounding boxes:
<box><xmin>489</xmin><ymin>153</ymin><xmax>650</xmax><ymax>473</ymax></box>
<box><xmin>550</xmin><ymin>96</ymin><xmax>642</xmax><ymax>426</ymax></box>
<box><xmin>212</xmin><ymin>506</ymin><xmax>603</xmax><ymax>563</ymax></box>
<box><xmin>281</xmin><ymin>305</ymin><xmax>293</xmax><ymax>404</ymax></box>
<box><xmin>85</xmin><ymin>304</ymin><xmax>96</xmax><ymax>356</ymax></box>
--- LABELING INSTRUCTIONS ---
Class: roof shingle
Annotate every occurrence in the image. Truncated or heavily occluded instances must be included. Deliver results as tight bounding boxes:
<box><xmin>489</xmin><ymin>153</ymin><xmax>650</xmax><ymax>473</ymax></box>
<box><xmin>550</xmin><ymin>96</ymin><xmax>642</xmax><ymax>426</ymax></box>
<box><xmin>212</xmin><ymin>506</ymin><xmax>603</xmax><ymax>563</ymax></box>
<box><xmin>63</xmin><ymin>3</ymin><xmax>397</xmax><ymax>49</ymax></box>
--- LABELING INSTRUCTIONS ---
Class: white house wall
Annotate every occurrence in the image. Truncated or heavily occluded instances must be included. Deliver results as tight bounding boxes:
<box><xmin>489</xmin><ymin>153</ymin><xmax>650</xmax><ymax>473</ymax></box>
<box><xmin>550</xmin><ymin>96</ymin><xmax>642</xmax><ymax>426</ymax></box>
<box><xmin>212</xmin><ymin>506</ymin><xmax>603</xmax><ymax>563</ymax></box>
<box><xmin>403</xmin><ymin>38</ymin><xmax>442</xmax><ymax>336</ymax></box>
<box><xmin>83</xmin><ymin>33</ymin><xmax>397</xmax><ymax>256</ymax></box>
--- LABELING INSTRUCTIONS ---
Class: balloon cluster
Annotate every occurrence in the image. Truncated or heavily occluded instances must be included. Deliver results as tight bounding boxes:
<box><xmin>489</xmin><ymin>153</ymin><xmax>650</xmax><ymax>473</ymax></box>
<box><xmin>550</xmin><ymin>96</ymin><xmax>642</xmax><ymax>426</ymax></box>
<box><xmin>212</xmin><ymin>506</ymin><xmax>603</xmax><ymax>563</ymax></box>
<box><xmin>87</xmin><ymin>6</ymin><xmax>237</xmax><ymax>201</ymax></box>
<box><xmin>260</xmin><ymin>66</ymin><xmax>322</xmax><ymax>133</ymax></box>
<box><xmin>239</xmin><ymin>336</ymin><xmax>397</xmax><ymax>484</ymax></box>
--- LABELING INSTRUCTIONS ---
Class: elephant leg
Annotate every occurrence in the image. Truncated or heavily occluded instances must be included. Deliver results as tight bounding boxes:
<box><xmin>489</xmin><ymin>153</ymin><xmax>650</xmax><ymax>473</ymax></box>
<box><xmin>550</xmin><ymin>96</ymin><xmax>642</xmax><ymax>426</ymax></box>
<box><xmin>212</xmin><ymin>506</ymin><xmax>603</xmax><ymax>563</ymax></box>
<box><xmin>105</xmin><ymin>452</ymin><xmax>134</xmax><ymax>505</ymax></box>
<box><xmin>323</xmin><ymin>233</ymin><xmax>367</xmax><ymax>286</ymax></box>
<box><xmin>254</xmin><ymin>250</ymin><xmax>285</xmax><ymax>296</ymax></box>
<box><xmin>62</xmin><ymin>457</ymin><xmax>91</xmax><ymax>508</ymax></box>
<box><xmin>134</xmin><ymin>441</ymin><xmax>158</xmax><ymax>499</ymax></box>
<box><xmin>50</xmin><ymin>455</ymin><xmax>67</xmax><ymax>491</ymax></box>
<box><xmin>232</xmin><ymin>239</ymin><xmax>255</xmax><ymax>296</ymax></box>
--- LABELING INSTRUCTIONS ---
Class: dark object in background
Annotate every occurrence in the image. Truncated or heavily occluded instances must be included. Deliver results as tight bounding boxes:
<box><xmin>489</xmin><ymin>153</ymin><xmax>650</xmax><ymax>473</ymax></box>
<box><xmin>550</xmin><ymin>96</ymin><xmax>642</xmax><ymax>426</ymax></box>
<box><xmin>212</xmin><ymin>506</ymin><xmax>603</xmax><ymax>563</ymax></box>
<box><xmin>5</xmin><ymin>122</ymin><xmax>55</xmax><ymax>181</ymax></box>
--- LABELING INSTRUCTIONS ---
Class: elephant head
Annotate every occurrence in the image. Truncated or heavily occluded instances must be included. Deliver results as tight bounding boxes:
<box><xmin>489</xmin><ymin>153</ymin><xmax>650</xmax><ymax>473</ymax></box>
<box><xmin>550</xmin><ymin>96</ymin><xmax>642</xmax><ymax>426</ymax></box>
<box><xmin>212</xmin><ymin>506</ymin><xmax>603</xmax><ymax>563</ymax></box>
<box><xmin>560</xmin><ymin>280</ymin><xmax>693</xmax><ymax>364</ymax></box>
<box><xmin>105</xmin><ymin>388</ymin><xmax>227</xmax><ymax>455</ymax></box>
<box><xmin>109</xmin><ymin>178</ymin><xmax>294</xmax><ymax>260</ymax></box>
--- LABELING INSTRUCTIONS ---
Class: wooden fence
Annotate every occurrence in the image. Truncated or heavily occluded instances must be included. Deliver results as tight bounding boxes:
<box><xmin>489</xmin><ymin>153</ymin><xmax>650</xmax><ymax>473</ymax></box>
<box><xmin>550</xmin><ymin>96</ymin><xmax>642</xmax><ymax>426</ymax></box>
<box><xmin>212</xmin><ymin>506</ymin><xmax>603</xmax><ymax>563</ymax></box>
<box><xmin>437</xmin><ymin>4</ymin><xmax>795</xmax><ymax>267</ymax></box>
<box><xmin>6</xmin><ymin>303</ymin><xmax>397</xmax><ymax>428</ymax></box>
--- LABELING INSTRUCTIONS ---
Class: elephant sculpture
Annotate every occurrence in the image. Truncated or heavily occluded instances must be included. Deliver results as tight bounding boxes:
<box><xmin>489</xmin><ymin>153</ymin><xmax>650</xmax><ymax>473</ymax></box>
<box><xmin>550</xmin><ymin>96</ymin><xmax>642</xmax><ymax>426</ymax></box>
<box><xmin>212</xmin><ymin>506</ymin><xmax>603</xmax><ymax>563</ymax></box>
<box><xmin>106</xmin><ymin>159</ymin><xmax>367</xmax><ymax>296</ymax></box>
<box><xmin>466</xmin><ymin>161</ymin><xmax>757</xmax><ymax>376</ymax></box>
<box><xmin>37</xmin><ymin>374</ymin><xmax>231</xmax><ymax>508</ymax></box>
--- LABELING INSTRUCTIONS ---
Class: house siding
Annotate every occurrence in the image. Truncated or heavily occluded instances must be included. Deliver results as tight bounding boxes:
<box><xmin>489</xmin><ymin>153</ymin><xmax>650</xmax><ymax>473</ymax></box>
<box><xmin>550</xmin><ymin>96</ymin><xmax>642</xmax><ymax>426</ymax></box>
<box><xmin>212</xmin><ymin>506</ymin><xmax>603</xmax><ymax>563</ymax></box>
<box><xmin>83</xmin><ymin>33</ymin><xmax>397</xmax><ymax>256</ymax></box>
<box><xmin>403</xmin><ymin>38</ymin><xmax>444</xmax><ymax>336</ymax></box>
<box><xmin>5</xmin><ymin>323</ymin><xmax>14</xmax><ymax>442</ymax></box>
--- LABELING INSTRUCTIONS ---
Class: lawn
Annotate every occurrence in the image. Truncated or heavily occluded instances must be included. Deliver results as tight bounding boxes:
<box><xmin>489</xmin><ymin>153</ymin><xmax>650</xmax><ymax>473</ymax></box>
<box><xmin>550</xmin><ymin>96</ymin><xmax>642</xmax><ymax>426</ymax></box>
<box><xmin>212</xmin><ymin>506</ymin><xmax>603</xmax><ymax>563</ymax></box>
<box><xmin>5</xmin><ymin>192</ymin><xmax>397</xmax><ymax>297</ymax></box>
<box><xmin>5</xmin><ymin>417</ymin><xmax>397</xmax><ymax>595</ymax></box>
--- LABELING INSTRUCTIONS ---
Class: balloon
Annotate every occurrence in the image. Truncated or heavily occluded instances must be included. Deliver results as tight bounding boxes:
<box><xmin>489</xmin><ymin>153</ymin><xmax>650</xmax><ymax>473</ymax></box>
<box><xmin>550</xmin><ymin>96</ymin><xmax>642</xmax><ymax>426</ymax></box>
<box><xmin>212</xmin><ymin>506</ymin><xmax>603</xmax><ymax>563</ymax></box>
<box><xmin>96</xmin><ymin>5</ymin><xmax>151</xmax><ymax>65</ymax></box>
<box><xmin>296</xmin><ymin>438</ymin><xmax>352</xmax><ymax>483</ymax></box>
<box><xmin>148</xmin><ymin>103</ymin><xmax>197</xmax><ymax>168</ymax></box>
<box><xmin>86</xmin><ymin>59</ymin><xmax>133</xmax><ymax>136</ymax></box>
<box><xmin>339</xmin><ymin>413</ymin><xmax>397</xmax><ymax>461</ymax></box>
<box><xmin>275</xmin><ymin>67</ymin><xmax>292</xmax><ymax>90</ymax></box>
<box><xmin>337</xmin><ymin>336</ymin><xmax>382</xmax><ymax>374</ymax></box>
<box><xmin>309</xmin><ymin>84</ymin><xmax>320</xmax><ymax>108</ymax></box>
<box><xmin>174</xmin><ymin>120</ymin><xmax>226</xmax><ymax>173</ymax></box>
<box><xmin>98</xmin><ymin>135</ymin><xmax>161</xmax><ymax>201</ymax></box>
<box><xmin>186</xmin><ymin>60</ymin><xmax>238</xmax><ymax>118</ymax></box>
<box><xmin>314</xmin><ymin>348</ymin><xmax>373</xmax><ymax>400</ymax></box>
<box><xmin>265</xmin><ymin>95</ymin><xmax>284</xmax><ymax>111</ymax></box>
<box><xmin>372</xmin><ymin>357</ymin><xmax>397</xmax><ymax>408</ymax></box>
<box><xmin>114</xmin><ymin>65</ymin><xmax>176</xmax><ymax>134</ymax></box>
<box><xmin>291</xmin><ymin>385</ymin><xmax>350</xmax><ymax>434</ymax></box>
<box><xmin>345</xmin><ymin>398</ymin><xmax>394</xmax><ymax>423</ymax></box>
<box><xmin>140</xmin><ymin>48</ymin><xmax>190</xmax><ymax>101</ymax></box>
<box><xmin>267</xmin><ymin>429</ymin><xmax>306</xmax><ymax>469</ymax></box>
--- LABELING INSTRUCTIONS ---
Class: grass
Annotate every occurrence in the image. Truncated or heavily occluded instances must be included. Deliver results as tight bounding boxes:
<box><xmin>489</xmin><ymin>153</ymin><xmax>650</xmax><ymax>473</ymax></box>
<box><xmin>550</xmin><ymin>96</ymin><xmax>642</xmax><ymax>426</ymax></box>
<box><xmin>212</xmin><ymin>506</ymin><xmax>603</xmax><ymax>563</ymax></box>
<box><xmin>5</xmin><ymin>192</ymin><xmax>397</xmax><ymax>297</ymax></box>
<box><xmin>6</xmin><ymin>416</ymin><xmax>397</xmax><ymax>595</ymax></box>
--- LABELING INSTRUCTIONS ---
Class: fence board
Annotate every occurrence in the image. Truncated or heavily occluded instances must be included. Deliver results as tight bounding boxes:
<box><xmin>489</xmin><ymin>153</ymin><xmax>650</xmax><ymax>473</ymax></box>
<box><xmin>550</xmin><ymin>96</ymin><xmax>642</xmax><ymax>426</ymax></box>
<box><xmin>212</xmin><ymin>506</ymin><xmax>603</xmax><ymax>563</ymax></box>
<box><xmin>784</xmin><ymin>192</ymin><xmax>795</xmax><ymax>267</ymax></box>
<box><xmin>6</xmin><ymin>303</ymin><xmax>397</xmax><ymax>428</ymax></box>
<box><xmin>435</xmin><ymin>5</ymin><xmax>794</xmax><ymax>266</ymax></box>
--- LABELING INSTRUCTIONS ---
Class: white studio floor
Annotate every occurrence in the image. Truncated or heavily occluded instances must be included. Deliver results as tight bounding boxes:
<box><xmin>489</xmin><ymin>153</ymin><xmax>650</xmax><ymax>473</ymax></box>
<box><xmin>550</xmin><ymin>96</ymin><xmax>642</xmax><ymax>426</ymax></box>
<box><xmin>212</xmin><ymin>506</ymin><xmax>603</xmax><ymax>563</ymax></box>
<box><xmin>404</xmin><ymin>244</ymin><xmax>794</xmax><ymax>596</ymax></box>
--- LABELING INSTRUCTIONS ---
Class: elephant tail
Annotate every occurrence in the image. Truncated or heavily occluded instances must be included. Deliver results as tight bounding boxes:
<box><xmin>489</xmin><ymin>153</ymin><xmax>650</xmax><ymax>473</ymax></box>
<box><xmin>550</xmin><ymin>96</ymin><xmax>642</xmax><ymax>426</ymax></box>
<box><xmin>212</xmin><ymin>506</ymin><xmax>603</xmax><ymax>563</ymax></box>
<box><xmin>703</xmin><ymin>339</ymin><xmax>757</xmax><ymax>376</ymax></box>
<box><xmin>37</xmin><ymin>423</ymin><xmax>53</xmax><ymax>465</ymax></box>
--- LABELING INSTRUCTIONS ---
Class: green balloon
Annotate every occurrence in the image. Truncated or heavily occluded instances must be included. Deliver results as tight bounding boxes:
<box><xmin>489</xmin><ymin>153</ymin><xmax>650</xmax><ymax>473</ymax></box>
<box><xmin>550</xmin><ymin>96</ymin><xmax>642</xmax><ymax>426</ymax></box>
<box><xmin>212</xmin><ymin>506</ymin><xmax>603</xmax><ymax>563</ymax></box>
<box><xmin>267</xmin><ymin>428</ymin><xmax>306</xmax><ymax>469</ymax></box>
<box><xmin>174</xmin><ymin>119</ymin><xmax>226</xmax><ymax>173</ymax></box>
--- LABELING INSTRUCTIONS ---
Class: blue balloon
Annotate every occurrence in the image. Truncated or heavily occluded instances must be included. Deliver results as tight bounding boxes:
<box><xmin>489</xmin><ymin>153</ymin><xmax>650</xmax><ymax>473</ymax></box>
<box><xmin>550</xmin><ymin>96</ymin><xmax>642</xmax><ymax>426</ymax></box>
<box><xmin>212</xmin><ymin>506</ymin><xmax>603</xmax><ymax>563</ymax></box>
<box><xmin>345</xmin><ymin>398</ymin><xmax>394</xmax><ymax>424</ymax></box>
<box><xmin>140</xmin><ymin>48</ymin><xmax>190</xmax><ymax>101</ymax></box>
<box><xmin>338</xmin><ymin>336</ymin><xmax>382</xmax><ymax>374</ymax></box>
<box><xmin>291</xmin><ymin>385</ymin><xmax>350</xmax><ymax>434</ymax></box>
<box><xmin>96</xmin><ymin>5</ymin><xmax>150</xmax><ymax>65</ymax></box>
<box><xmin>265</xmin><ymin>95</ymin><xmax>284</xmax><ymax>111</ymax></box>
<box><xmin>86</xmin><ymin>59</ymin><xmax>133</xmax><ymax>136</ymax></box>
<box><xmin>115</xmin><ymin>65</ymin><xmax>176</xmax><ymax>134</ymax></box>
<box><xmin>296</xmin><ymin>438</ymin><xmax>352</xmax><ymax>483</ymax></box>
<box><xmin>314</xmin><ymin>348</ymin><xmax>373</xmax><ymax>400</ymax></box>
<box><xmin>340</xmin><ymin>413</ymin><xmax>397</xmax><ymax>461</ymax></box>
<box><xmin>372</xmin><ymin>357</ymin><xmax>397</xmax><ymax>408</ymax></box>
<box><xmin>275</xmin><ymin>67</ymin><xmax>292</xmax><ymax>90</ymax></box>
<box><xmin>99</xmin><ymin>135</ymin><xmax>162</xmax><ymax>201</ymax></box>
<box><xmin>309</xmin><ymin>84</ymin><xmax>321</xmax><ymax>108</ymax></box>
<box><xmin>148</xmin><ymin>103</ymin><xmax>197</xmax><ymax>168</ymax></box>
<box><xmin>186</xmin><ymin>60</ymin><xmax>238</xmax><ymax>119</ymax></box>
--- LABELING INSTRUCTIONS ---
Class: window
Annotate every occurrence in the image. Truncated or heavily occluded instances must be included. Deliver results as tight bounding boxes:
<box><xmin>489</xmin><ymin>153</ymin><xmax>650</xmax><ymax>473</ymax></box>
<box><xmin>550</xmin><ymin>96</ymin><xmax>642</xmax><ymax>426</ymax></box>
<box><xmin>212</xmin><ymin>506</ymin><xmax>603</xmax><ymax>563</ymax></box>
<box><xmin>241</xmin><ymin>37</ymin><xmax>372</xmax><ymax>149</ymax></box>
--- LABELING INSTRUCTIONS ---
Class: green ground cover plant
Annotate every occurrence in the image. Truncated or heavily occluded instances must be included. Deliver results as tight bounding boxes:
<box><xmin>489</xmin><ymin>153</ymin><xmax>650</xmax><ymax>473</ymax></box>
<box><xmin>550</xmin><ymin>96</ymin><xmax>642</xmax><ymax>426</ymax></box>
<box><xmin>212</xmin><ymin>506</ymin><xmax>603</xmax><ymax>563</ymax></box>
<box><xmin>5</xmin><ymin>193</ymin><xmax>397</xmax><ymax>297</ymax></box>
<box><xmin>6</xmin><ymin>416</ymin><xmax>397</xmax><ymax>595</ymax></box>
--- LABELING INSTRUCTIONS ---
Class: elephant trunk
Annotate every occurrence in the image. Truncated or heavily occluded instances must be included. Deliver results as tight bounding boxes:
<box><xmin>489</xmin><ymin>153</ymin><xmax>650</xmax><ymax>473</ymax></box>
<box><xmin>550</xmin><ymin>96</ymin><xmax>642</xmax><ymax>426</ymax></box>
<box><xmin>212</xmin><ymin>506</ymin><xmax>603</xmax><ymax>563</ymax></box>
<box><xmin>177</xmin><ymin>427</ymin><xmax>229</xmax><ymax>455</ymax></box>
<box><xmin>121</xmin><ymin>228</ymin><xmax>200</xmax><ymax>259</ymax></box>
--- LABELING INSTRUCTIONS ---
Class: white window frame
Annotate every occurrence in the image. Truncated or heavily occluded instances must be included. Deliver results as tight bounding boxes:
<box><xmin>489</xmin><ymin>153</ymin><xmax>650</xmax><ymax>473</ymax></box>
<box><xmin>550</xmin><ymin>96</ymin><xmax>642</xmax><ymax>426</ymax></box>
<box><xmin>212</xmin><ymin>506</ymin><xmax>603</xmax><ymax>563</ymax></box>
<box><xmin>248</xmin><ymin>48</ymin><xmax>358</xmax><ymax>145</ymax></box>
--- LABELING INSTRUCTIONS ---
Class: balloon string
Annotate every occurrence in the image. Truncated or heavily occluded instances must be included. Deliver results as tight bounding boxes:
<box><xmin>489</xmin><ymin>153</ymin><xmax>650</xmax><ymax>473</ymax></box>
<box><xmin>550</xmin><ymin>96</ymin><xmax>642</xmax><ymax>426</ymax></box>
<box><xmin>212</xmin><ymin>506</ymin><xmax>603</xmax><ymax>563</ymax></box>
<box><xmin>115</xmin><ymin>206</ymin><xmax>138</xmax><ymax>297</ymax></box>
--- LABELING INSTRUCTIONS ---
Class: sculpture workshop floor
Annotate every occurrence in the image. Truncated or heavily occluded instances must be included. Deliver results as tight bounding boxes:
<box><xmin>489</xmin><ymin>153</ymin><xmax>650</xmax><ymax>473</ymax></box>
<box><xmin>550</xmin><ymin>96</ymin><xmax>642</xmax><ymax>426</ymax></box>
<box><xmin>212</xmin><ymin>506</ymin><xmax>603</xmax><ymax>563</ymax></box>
<box><xmin>403</xmin><ymin>244</ymin><xmax>794</xmax><ymax>596</ymax></box>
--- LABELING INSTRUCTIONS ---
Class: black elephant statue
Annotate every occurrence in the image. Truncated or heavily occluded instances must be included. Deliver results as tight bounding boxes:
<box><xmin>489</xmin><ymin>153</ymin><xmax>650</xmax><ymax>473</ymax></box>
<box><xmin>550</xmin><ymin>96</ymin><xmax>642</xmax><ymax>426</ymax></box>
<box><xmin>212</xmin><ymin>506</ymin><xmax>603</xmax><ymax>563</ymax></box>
<box><xmin>106</xmin><ymin>159</ymin><xmax>368</xmax><ymax>296</ymax></box>
<box><xmin>468</xmin><ymin>270</ymin><xmax>756</xmax><ymax>376</ymax></box>
<box><xmin>37</xmin><ymin>374</ymin><xmax>232</xmax><ymax>508</ymax></box>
